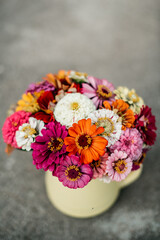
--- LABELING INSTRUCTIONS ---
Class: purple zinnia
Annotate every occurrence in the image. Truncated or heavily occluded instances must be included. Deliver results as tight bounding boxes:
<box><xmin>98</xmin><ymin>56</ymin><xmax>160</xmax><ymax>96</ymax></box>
<box><xmin>31</xmin><ymin>121</ymin><xmax>68</xmax><ymax>172</ymax></box>
<box><xmin>82</xmin><ymin>76</ymin><xmax>115</xmax><ymax>108</ymax></box>
<box><xmin>26</xmin><ymin>81</ymin><xmax>55</xmax><ymax>94</ymax></box>
<box><xmin>56</xmin><ymin>155</ymin><xmax>93</xmax><ymax>189</ymax></box>
<box><xmin>110</xmin><ymin>128</ymin><xmax>143</xmax><ymax>161</ymax></box>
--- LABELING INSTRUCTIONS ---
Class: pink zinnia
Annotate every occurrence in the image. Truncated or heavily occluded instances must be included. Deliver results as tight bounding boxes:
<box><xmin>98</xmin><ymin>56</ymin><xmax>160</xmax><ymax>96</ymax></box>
<box><xmin>106</xmin><ymin>150</ymin><xmax>133</xmax><ymax>182</ymax></box>
<box><xmin>56</xmin><ymin>155</ymin><xmax>93</xmax><ymax>189</ymax></box>
<box><xmin>31</xmin><ymin>121</ymin><xmax>68</xmax><ymax>172</ymax></box>
<box><xmin>90</xmin><ymin>153</ymin><xmax>109</xmax><ymax>179</ymax></box>
<box><xmin>110</xmin><ymin>128</ymin><xmax>143</xmax><ymax>161</ymax></box>
<box><xmin>135</xmin><ymin>105</ymin><xmax>157</xmax><ymax>146</ymax></box>
<box><xmin>82</xmin><ymin>76</ymin><xmax>115</xmax><ymax>108</ymax></box>
<box><xmin>2</xmin><ymin>111</ymin><xmax>31</xmax><ymax>148</ymax></box>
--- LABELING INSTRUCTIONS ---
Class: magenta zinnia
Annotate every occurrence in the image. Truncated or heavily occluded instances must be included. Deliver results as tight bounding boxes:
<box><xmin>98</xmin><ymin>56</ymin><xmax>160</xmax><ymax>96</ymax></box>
<box><xmin>135</xmin><ymin>105</ymin><xmax>157</xmax><ymax>146</ymax></box>
<box><xmin>31</xmin><ymin>121</ymin><xmax>68</xmax><ymax>172</ymax></box>
<box><xmin>56</xmin><ymin>155</ymin><xmax>93</xmax><ymax>189</ymax></box>
<box><xmin>82</xmin><ymin>76</ymin><xmax>115</xmax><ymax>108</ymax></box>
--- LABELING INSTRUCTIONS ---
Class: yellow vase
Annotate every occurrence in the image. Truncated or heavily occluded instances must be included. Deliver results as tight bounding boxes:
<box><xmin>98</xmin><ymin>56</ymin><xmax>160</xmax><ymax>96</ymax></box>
<box><xmin>45</xmin><ymin>166</ymin><xmax>142</xmax><ymax>218</ymax></box>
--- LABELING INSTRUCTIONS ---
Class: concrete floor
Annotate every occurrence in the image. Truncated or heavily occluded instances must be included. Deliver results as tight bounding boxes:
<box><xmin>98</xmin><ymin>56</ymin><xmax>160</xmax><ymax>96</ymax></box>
<box><xmin>0</xmin><ymin>0</ymin><xmax>160</xmax><ymax>239</ymax></box>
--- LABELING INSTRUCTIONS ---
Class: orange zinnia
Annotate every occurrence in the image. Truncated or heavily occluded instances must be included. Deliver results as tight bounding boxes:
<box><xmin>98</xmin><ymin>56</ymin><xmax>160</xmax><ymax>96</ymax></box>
<box><xmin>103</xmin><ymin>99</ymin><xmax>135</xmax><ymax>130</ymax></box>
<box><xmin>43</xmin><ymin>70</ymin><xmax>72</xmax><ymax>91</ymax></box>
<box><xmin>64</xmin><ymin>118</ymin><xmax>108</xmax><ymax>164</ymax></box>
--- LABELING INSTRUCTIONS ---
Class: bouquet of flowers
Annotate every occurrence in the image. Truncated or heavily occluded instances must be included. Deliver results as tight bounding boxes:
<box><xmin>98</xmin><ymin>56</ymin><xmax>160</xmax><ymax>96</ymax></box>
<box><xmin>2</xmin><ymin>70</ymin><xmax>157</xmax><ymax>189</ymax></box>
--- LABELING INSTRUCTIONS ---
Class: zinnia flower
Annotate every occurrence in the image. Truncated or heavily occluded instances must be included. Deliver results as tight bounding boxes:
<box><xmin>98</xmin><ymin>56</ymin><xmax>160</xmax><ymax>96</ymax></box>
<box><xmin>88</xmin><ymin>109</ymin><xmax>122</xmax><ymax>147</ymax></box>
<box><xmin>16</xmin><ymin>91</ymin><xmax>43</xmax><ymax>113</ymax></box>
<box><xmin>54</xmin><ymin>93</ymin><xmax>96</xmax><ymax>128</ymax></box>
<box><xmin>26</xmin><ymin>81</ymin><xmax>55</xmax><ymax>94</ymax></box>
<box><xmin>134</xmin><ymin>105</ymin><xmax>157</xmax><ymax>146</ymax></box>
<box><xmin>43</xmin><ymin>70</ymin><xmax>72</xmax><ymax>91</ymax></box>
<box><xmin>56</xmin><ymin>155</ymin><xmax>93</xmax><ymax>189</ymax></box>
<box><xmin>90</xmin><ymin>152</ymin><xmax>108</xmax><ymax>179</ymax></box>
<box><xmin>104</xmin><ymin>99</ymin><xmax>135</xmax><ymax>130</ymax></box>
<box><xmin>64</xmin><ymin>118</ymin><xmax>108</xmax><ymax>164</ymax></box>
<box><xmin>114</xmin><ymin>87</ymin><xmax>144</xmax><ymax>114</ymax></box>
<box><xmin>37</xmin><ymin>91</ymin><xmax>55</xmax><ymax>111</ymax></box>
<box><xmin>2</xmin><ymin>111</ymin><xmax>31</xmax><ymax>148</ymax></box>
<box><xmin>82</xmin><ymin>76</ymin><xmax>115</xmax><ymax>108</ymax></box>
<box><xmin>69</xmin><ymin>71</ymin><xmax>88</xmax><ymax>83</ymax></box>
<box><xmin>33</xmin><ymin>91</ymin><xmax>55</xmax><ymax>123</ymax></box>
<box><xmin>16</xmin><ymin>117</ymin><xmax>45</xmax><ymax>151</ymax></box>
<box><xmin>106</xmin><ymin>150</ymin><xmax>133</xmax><ymax>182</ymax></box>
<box><xmin>31</xmin><ymin>121</ymin><xmax>68</xmax><ymax>172</ymax></box>
<box><xmin>110</xmin><ymin>128</ymin><xmax>143</xmax><ymax>161</ymax></box>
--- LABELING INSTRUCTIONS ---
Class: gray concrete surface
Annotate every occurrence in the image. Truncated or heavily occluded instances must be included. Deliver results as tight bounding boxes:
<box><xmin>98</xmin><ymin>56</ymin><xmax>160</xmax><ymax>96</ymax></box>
<box><xmin>0</xmin><ymin>0</ymin><xmax>160</xmax><ymax>239</ymax></box>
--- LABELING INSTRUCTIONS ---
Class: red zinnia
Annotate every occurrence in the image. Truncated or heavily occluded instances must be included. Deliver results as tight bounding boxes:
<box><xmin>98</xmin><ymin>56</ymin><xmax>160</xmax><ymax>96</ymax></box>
<box><xmin>33</xmin><ymin>111</ymin><xmax>54</xmax><ymax>123</ymax></box>
<box><xmin>33</xmin><ymin>91</ymin><xmax>55</xmax><ymax>123</ymax></box>
<box><xmin>135</xmin><ymin>105</ymin><xmax>157</xmax><ymax>146</ymax></box>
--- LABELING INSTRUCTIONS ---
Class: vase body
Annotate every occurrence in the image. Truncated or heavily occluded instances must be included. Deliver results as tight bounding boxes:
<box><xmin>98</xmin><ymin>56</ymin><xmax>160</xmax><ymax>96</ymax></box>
<box><xmin>45</xmin><ymin>167</ymin><xmax>142</xmax><ymax>218</ymax></box>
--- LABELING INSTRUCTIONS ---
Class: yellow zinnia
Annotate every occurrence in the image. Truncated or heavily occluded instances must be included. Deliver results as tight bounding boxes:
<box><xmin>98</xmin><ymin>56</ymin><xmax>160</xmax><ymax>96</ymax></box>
<box><xmin>16</xmin><ymin>91</ymin><xmax>44</xmax><ymax>113</ymax></box>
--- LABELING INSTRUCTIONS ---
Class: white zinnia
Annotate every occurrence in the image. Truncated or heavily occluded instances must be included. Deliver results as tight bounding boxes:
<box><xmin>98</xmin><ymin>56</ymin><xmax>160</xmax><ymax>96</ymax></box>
<box><xmin>69</xmin><ymin>71</ymin><xmax>88</xmax><ymax>83</ymax></box>
<box><xmin>88</xmin><ymin>109</ymin><xmax>122</xmax><ymax>147</ymax></box>
<box><xmin>114</xmin><ymin>86</ymin><xmax>144</xmax><ymax>114</ymax></box>
<box><xmin>16</xmin><ymin>117</ymin><xmax>45</xmax><ymax>151</ymax></box>
<box><xmin>54</xmin><ymin>93</ymin><xmax>96</xmax><ymax>128</ymax></box>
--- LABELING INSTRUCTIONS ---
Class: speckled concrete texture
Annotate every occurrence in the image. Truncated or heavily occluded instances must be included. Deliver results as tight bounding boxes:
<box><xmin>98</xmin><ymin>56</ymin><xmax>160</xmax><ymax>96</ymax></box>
<box><xmin>0</xmin><ymin>0</ymin><xmax>160</xmax><ymax>239</ymax></box>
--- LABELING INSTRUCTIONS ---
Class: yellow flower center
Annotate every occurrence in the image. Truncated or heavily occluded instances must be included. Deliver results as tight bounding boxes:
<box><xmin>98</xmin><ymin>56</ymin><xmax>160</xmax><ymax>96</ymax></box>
<box><xmin>128</xmin><ymin>90</ymin><xmax>139</xmax><ymax>103</ymax></box>
<box><xmin>65</xmin><ymin>165</ymin><xmax>82</xmax><ymax>181</ymax></box>
<box><xmin>48</xmin><ymin>137</ymin><xmax>63</xmax><ymax>152</ymax></box>
<box><xmin>22</xmin><ymin>125</ymin><xmax>37</xmax><ymax>138</ymax></box>
<box><xmin>70</xmin><ymin>102</ymin><xmax>80</xmax><ymax>111</ymax></box>
<box><xmin>97</xmin><ymin>85</ymin><xmax>112</xmax><ymax>99</ymax></box>
<box><xmin>113</xmin><ymin>159</ymin><xmax>127</xmax><ymax>174</ymax></box>
<box><xmin>75</xmin><ymin>134</ymin><xmax>92</xmax><ymax>149</ymax></box>
<box><xmin>12</xmin><ymin>121</ymin><xmax>18</xmax><ymax>127</ymax></box>
<box><xmin>91</xmin><ymin>159</ymin><xmax>101</xmax><ymax>169</ymax></box>
<box><xmin>95</xmin><ymin>117</ymin><xmax>114</xmax><ymax>136</ymax></box>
